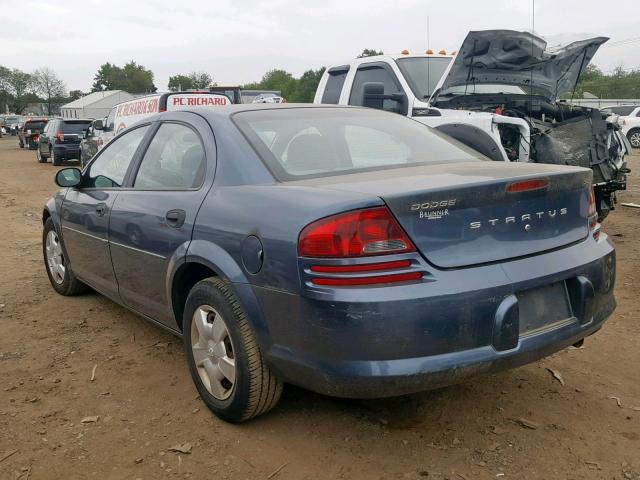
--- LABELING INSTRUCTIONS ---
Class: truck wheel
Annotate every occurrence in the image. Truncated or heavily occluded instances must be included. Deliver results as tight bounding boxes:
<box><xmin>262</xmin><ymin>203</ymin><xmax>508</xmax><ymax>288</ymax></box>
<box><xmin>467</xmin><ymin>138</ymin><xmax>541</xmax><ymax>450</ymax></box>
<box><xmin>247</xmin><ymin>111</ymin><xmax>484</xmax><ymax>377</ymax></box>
<box><xmin>183</xmin><ymin>278</ymin><xmax>283</xmax><ymax>423</ymax></box>
<box><xmin>627</xmin><ymin>129</ymin><xmax>640</xmax><ymax>149</ymax></box>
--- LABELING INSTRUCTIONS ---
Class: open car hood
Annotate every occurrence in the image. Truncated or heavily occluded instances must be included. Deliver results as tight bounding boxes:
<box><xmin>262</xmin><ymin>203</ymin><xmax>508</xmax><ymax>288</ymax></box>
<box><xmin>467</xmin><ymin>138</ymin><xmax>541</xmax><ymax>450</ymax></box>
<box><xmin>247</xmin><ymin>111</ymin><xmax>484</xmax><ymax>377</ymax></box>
<box><xmin>433</xmin><ymin>30</ymin><xmax>607</xmax><ymax>103</ymax></box>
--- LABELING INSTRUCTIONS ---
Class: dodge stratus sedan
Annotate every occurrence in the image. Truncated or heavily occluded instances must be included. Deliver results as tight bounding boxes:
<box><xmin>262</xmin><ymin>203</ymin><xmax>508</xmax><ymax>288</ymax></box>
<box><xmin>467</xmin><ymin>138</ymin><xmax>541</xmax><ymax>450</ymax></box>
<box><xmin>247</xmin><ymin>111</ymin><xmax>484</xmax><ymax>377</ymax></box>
<box><xmin>43</xmin><ymin>104</ymin><xmax>616</xmax><ymax>422</ymax></box>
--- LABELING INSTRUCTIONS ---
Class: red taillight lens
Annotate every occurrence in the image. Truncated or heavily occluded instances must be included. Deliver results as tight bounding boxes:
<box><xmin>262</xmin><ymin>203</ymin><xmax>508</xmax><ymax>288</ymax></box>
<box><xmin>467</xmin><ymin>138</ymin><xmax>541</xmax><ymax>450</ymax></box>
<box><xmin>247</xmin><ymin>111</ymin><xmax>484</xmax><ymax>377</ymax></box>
<box><xmin>312</xmin><ymin>272</ymin><xmax>422</xmax><ymax>286</ymax></box>
<box><xmin>587</xmin><ymin>187</ymin><xmax>600</xmax><ymax>240</ymax></box>
<box><xmin>56</xmin><ymin>132</ymin><xmax>65</xmax><ymax>143</ymax></box>
<box><xmin>298</xmin><ymin>207</ymin><xmax>415</xmax><ymax>258</ymax></box>
<box><xmin>587</xmin><ymin>187</ymin><xmax>596</xmax><ymax>217</ymax></box>
<box><xmin>506</xmin><ymin>178</ymin><xmax>548</xmax><ymax>193</ymax></box>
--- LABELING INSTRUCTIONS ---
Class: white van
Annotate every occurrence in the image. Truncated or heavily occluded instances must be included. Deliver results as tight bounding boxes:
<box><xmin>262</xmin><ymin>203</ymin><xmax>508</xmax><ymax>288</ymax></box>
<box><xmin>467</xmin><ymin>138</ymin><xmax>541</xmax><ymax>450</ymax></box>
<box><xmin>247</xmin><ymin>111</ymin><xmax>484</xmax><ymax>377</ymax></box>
<box><xmin>92</xmin><ymin>90</ymin><xmax>237</xmax><ymax>152</ymax></box>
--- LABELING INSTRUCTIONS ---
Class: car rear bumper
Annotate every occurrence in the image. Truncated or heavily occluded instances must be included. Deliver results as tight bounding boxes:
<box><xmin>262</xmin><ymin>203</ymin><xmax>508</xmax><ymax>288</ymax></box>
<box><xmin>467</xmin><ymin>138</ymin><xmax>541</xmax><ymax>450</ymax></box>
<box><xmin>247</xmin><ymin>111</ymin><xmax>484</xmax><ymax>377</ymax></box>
<box><xmin>52</xmin><ymin>144</ymin><xmax>80</xmax><ymax>158</ymax></box>
<box><xmin>250</xmin><ymin>235</ymin><xmax>616</xmax><ymax>398</ymax></box>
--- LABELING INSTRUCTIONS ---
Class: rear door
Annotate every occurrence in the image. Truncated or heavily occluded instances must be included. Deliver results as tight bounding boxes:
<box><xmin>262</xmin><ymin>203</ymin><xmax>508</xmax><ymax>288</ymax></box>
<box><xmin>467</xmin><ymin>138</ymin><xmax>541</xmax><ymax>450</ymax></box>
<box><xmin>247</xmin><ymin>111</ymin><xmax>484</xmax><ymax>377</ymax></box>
<box><xmin>108</xmin><ymin>112</ymin><xmax>214</xmax><ymax>327</ymax></box>
<box><xmin>60</xmin><ymin>125</ymin><xmax>151</xmax><ymax>296</ymax></box>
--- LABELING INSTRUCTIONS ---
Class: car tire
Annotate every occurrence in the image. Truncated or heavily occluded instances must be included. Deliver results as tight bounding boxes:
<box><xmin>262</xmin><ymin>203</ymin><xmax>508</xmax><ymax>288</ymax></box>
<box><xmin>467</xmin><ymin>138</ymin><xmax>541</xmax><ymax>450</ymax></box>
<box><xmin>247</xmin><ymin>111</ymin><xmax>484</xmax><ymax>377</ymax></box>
<box><xmin>51</xmin><ymin>148</ymin><xmax>62</xmax><ymax>166</ymax></box>
<box><xmin>628</xmin><ymin>129</ymin><xmax>640</xmax><ymax>149</ymax></box>
<box><xmin>183</xmin><ymin>277</ymin><xmax>283</xmax><ymax>423</ymax></box>
<box><xmin>36</xmin><ymin>148</ymin><xmax>47</xmax><ymax>163</ymax></box>
<box><xmin>43</xmin><ymin>217</ymin><xmax>87</xmax><ymax>296</ymax></box>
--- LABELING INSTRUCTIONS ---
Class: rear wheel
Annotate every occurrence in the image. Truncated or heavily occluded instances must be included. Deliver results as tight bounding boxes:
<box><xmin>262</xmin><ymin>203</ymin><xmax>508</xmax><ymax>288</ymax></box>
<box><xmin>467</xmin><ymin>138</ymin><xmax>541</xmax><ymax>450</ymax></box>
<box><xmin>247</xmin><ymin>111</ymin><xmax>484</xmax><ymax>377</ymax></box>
<box><xmin>36</xmin><ymin>148</ymin><xmax>47</xmax><ymax>163</ymax></box>
<box><xmin>183</xmin><ymin>278</ymin><xmax>283</xmax><ymax>423</ymax></box>
<box><xmin>628</xmin><ymin>129</ymin><xmax>640</xmax><ymax>149</ymax></box>
<box><xmin>51</xmin><ymin>148</ymin><xmax>62</xmax><ymax>166</ymax></box>
<box><xmin>43</xmin><ymin>217</ymin><xmax>87</xmax><ymax>295</ymax></box>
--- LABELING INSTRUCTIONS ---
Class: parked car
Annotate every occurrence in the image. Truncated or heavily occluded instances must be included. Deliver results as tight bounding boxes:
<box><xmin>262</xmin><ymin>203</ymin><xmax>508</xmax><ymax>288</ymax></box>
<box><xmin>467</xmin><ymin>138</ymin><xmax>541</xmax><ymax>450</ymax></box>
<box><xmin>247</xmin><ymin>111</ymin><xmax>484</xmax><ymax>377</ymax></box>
<box><xmin>252</xmin><ymin>93</ymin><xmax>284</xmax><ymax>103</ymax></box>
<box><xmin>315</xmin><ymin>30</ymin><xmax>630</xmax><ymax>220</ymax></box>
<box><xmin>79</xmin><ymin>119</ymin><xmax>105</xmax><ymax>167</ymax></box>
<box><xmin>43</xmin><ymin>104</ymin><xmax>616</xmax><ymax>422</ymax></box>
<box><xmin>19</xmin><ymin>118</ymin><xmax>49</xmax><ymax>149</ymax></box>
<box><xmin>37</xmin><ymin>118</ymin><xmax>92</xmax><ymax>165</ymax></box>
<box><xmin>601</xmin><ymin>106</ymin><xmax>640</xmax><ymax>149</ymax></box>
<box><xmin>3</xmin><ymin>115</ymin><xmax>24</xmax><ymax>135</ymax></box>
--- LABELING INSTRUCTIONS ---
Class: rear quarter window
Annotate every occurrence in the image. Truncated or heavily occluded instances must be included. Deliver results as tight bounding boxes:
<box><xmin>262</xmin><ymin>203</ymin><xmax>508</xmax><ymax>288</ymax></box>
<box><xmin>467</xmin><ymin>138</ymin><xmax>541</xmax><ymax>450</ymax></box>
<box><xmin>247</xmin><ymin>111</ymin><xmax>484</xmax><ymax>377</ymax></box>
<box><xmin>321</xmin><ymin>68</ymin><xmax>349</xmax><ymax>104</ymax></box>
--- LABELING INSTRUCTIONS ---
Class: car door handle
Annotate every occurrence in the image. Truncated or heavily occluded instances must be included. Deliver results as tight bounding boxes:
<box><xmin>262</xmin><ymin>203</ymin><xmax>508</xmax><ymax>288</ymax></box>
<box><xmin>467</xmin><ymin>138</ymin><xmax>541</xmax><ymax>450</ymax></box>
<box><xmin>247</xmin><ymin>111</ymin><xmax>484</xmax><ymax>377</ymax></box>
<box><xmin>95</xmin><ymin>204</ymin><xmax>107</xmax><ymax>216</ymax></box>
<box><xmin>165</xmin><ymin>209</ymin><xmax>186</xmax><ymax>228</ymax></box>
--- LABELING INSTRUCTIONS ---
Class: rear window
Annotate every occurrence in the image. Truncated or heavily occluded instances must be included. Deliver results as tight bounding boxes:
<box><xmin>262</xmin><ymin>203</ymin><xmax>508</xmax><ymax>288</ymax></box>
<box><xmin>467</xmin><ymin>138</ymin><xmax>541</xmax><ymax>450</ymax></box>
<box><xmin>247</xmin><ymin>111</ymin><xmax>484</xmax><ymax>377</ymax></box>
<box><xmin>321</xmin><ymin>68</ymin><xmax>349</xmax><ymax>104</ymax></box>
<box><xmin>233</xmin><ymin>107</ymin><xmax>482</xmax><ymax>180</ymax></box>
<box><xmin>62</xmin><ymin>120</ymin><xmax>92</xmax><ymax>134</ymax></box>
<box><xmin>611</xmin><ymin>106</ymin><xmax>637</xmax><ymax>116</ymax></box>
<box><xmin>26</xmin><ymin>121</ymin><xmax>47</xmax><ymax>130</ymax></box>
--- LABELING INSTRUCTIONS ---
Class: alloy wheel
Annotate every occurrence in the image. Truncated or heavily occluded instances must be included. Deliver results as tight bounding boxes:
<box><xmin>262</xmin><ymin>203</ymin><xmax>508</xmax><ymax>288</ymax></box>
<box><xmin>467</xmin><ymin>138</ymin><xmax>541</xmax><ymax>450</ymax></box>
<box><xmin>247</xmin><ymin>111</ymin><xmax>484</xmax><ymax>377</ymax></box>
<box><xmin>630</xmin><ymin>131</ymin><xmax>640</xmax><ymax>148</ymax></box>
<box><xmin>45</xmin><ymin>230</ymin><xmax>65</xmax><ymax>284</ymax></box>
<box><xmin>191</xmin><ymin>305</ymin><xmax>236</xmax><ymax>400</ymax></box>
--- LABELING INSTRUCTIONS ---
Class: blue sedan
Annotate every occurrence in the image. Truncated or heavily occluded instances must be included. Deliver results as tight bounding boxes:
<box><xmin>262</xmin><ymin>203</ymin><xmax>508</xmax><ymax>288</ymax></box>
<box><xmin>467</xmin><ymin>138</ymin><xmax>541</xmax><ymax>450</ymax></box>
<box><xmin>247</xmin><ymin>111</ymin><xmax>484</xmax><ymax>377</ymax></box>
<box><xmin>43</xmin><ymin>105</ymin><xmax>616</xmax><ymax>422</ymax></box>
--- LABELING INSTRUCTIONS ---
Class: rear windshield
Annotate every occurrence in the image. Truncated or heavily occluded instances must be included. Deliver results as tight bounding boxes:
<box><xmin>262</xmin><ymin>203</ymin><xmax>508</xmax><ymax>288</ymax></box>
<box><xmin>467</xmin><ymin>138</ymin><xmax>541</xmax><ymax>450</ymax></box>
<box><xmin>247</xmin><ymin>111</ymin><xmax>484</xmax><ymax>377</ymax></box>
<box><xmin>610</xmin><ymin>106</ymin><xmax>637</xmax><ymax>116</ymax></box>
<box><xmin>62</xmin><ymin>120</ymin><xmax>92</xmax><ymax>134</ymax></box>
<box><xmin>26</xmin><ymin>121</ymin><xmax>47</xmax><ymax>131</ymax></box>
<box><xmin>233</xmin><ymin>107</ymin><xmax>482</xmax><ymax>180</ymax></box>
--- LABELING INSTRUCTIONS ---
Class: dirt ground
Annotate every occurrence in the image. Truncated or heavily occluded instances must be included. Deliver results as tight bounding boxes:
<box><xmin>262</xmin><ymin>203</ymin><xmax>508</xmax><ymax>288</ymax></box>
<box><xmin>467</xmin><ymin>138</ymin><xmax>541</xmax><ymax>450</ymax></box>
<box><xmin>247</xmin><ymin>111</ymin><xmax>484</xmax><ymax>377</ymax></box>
<box><xmin>0</xmin><ymin>135</ymin><xmax>639</xmax><ymax>480</ymax></box>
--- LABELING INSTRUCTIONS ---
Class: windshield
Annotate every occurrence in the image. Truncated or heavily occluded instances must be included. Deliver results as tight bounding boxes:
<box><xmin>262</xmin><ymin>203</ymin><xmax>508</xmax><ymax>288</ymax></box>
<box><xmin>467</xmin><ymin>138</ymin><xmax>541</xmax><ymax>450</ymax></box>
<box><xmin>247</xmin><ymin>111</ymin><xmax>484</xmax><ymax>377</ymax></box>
<box><xmin>5</xmin><ymin>116</ymin><xmax>19</xmax><ymax>123</ymax></box>
<box><xmin>396</xmin><ymin>57</ymin><xmax>452</xmax><ymax>99</ymax></box>
<box><xmin>233</xmin><ymin>107</ymin><xmax>482</xmax><ymax>180</ymax></box>
<box><xmin>62</xmin><ymin>121</ymin><xmax>92</xmax><ymax>134</ymax></box>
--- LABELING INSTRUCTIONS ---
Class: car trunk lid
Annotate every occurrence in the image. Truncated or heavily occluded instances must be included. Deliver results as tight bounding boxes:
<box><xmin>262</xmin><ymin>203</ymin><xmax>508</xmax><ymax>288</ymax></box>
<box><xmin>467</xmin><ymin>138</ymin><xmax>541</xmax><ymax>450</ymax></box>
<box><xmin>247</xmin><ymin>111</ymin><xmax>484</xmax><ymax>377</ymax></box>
<box><xmin>291</xmin><ymin>161</ymin><xmax>592</xmax><ymax>268</ymax></box>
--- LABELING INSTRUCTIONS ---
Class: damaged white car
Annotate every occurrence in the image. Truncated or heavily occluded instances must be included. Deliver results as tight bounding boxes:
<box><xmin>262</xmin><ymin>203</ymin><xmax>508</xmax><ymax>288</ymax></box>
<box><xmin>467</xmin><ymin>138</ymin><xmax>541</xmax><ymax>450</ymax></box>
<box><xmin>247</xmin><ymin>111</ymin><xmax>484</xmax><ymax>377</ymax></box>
<box><xmin>315</xmin><ymin>29</ymin><xmax>631</xmax><ymax>219</ymax></box>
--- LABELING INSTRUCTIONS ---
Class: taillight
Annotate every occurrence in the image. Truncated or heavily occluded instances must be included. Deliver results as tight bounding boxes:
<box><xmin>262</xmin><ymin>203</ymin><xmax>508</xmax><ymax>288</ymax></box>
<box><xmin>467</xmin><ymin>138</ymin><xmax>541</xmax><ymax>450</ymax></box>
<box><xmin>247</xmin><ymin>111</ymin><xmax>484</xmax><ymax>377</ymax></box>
<box><xmin>587</xmin><ymin>187</ymin><xmax>600</xmax><ymax>241</ymax></box>
<box><xmin>298</xmin><ymin>207</ymin><xmax>415</xmax><ymax>258</ymax></box>
<box><xmin>506</xmin><ymin>178</ymin><xmax>548</xmax><ymax>193</ymax></box>
<box><xmin>56</xmin><ymin>132</ymin><xmax>65</xmax><ymax>143</ymax></box>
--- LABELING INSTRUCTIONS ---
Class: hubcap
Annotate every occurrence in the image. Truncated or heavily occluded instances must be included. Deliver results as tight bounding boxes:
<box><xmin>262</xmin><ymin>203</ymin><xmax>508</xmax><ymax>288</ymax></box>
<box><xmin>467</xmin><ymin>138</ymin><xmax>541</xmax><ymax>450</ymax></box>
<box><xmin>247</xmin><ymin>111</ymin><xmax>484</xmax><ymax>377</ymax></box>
<box><xmin>630</xmin><ymin>132</ymin><xmax>640</xmax><ymax>148</ymax></box>
<box><xmin>191</xmin><ymin>305</ymin><xmax>236</xmax><ymax>400</ymax></box>
<box><xmin>45</xmin><ymin>230</ymin><xmax>66</xmax><ymax>284</ymax></box>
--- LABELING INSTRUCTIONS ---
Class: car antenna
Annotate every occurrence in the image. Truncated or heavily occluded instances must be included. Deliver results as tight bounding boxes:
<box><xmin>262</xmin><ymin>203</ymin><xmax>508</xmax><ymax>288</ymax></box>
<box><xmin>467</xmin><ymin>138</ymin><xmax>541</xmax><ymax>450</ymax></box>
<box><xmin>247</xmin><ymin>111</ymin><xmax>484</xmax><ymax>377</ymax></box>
<box><xmin>529</xmin><ymin>0</ymin><xmax>535</xmax><ymax>125</ymax></box>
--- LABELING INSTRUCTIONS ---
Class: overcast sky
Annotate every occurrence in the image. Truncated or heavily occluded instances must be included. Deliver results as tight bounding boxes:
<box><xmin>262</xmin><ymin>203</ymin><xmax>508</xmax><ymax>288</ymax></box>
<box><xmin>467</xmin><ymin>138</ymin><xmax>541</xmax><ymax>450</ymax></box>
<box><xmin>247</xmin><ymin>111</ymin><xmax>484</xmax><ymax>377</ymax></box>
<box><xmin>1</xmin><ymin>0</ymin><xmax>639</xmax><ymax>92</ymax></box>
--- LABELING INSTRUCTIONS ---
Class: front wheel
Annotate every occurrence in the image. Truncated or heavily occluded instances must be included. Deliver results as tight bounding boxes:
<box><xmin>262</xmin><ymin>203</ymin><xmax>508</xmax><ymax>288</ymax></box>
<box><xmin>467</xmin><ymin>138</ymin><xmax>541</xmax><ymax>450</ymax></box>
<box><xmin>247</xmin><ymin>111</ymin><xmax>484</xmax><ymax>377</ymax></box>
<box><xmin>183</xmin><ymin>278</ymin><xmax>283</xmax><ymax>423</ymax></box>
<box><xmin>43</xmin><ymin>217</ymin><xmax>87</xmax><ymax>295</ymax></box>
<box><xmin>627</xmin><ymin>129</ymin><xmax>640</xmax><ymax>149</ymax></box>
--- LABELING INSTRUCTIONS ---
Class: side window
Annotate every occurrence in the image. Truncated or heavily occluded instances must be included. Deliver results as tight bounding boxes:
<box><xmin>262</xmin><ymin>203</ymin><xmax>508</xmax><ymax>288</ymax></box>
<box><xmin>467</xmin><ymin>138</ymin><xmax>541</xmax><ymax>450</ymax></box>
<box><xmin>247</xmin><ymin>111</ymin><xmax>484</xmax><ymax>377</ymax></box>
<box><xmin>86</xmin><ymin>126</ymin><xmax>149</xmax><ymax>188</ymax></box>
<box><xmin>134</xmin><ymin>123</ymin><xmax>205</xmax><ymax>190</ymax></box>
<box><xmin>349</xmin><ymin>65</ymin><xmax>404</xmax><ymax>113</ymax></box>
<box><xmin>106</xmin><ymin>108</ymin><xmax>116</xmax><ymax>131</ymax></box>
<box><xmin>321</xmin><ymin>68</ymin><xmax>348</xmax><ymax>104</ymax></box>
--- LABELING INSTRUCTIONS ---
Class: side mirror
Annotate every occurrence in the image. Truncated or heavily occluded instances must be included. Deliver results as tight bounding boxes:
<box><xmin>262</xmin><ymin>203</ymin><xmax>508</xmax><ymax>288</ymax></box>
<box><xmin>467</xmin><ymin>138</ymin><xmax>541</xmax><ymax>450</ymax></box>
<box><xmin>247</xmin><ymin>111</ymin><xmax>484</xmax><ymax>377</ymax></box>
<box><xmin>93</xmin><ymin>119</ymin><xmax>104</xmax><ymax>130</ymax></box>
<box><xmin>55</xmin><ymin>167</ymin><xmax>82</xmax><ymax>188</ymax></box>
<box><xmin>362</xmin><ymin>82</ymin><xmax>406</xmax><ymax>113</ymax></box>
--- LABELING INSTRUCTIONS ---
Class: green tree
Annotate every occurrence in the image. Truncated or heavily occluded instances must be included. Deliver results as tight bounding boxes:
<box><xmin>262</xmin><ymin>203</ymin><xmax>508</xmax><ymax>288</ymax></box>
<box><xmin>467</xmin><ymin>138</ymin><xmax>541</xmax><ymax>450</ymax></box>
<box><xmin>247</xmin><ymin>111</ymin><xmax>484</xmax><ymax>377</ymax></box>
<box><xmin>357</xmin><ymin>48</ymin><xmax>384</xmax><ymax>58</ymax></box>
<box><xmin>32</xmin><ymin>67</ymin><xmax>67</xmax><ymax>115</ymax></box>
<box><xmin>68</xmin><ymin>90</ymin><xmax>84</xmax><ymax>100</ymax></box>
<box><xmin>6</xmin><ymin>69</ymin><xmax>33</xmax><ymax>113</ymax></box>
<box><xmin>290</xmin><ymin>67</ymin><xmax>326</xmax><ymax>102</ymax></box>
<box><xmin>168</xmin><ymin>74</ymin><xmax>194</xmax><ymax>92</ymax></box>
<box><xmin>92</xmin><ymin>61</ymin><xmax>156</xmax><ymax>94</ymax></box>
<box><xmin>168</xmin><ymin>71</ymin><xmax>214</xmax><ymax>92</ymax></box>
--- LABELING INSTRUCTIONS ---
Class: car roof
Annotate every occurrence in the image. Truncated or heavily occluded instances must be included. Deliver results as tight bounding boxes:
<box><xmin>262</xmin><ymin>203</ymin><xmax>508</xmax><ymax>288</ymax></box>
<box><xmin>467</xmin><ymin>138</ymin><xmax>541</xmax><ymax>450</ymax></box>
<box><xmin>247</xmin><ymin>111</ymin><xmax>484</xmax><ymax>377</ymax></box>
<box><xmin>171</xmin><ymin>103</ymin><xmax>363</xmax><ymax>120</ymax></box>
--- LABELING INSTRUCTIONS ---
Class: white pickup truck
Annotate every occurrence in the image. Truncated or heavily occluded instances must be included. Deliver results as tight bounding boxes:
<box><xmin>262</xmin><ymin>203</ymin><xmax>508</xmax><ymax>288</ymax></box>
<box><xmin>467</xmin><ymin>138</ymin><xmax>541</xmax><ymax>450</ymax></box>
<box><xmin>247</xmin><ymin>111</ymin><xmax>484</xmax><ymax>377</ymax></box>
<box><xmin>314</xmin><ymin>29</ymin><xmax>630</xmax><ymax>220</ymax></box>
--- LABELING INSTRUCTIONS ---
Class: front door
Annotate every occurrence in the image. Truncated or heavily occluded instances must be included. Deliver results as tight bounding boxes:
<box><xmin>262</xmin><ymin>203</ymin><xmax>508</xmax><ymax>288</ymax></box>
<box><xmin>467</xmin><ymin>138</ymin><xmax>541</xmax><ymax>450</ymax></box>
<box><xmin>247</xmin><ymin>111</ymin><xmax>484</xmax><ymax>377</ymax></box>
<box><xmin>108</xmin><ymin>114</ymin><xmax>212</xmax><ymax>328</ymax></box>
<box><xmin>60</xmin><ymin>125</ymin><xmax>151</xmax><ymax>297</ymax></box>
